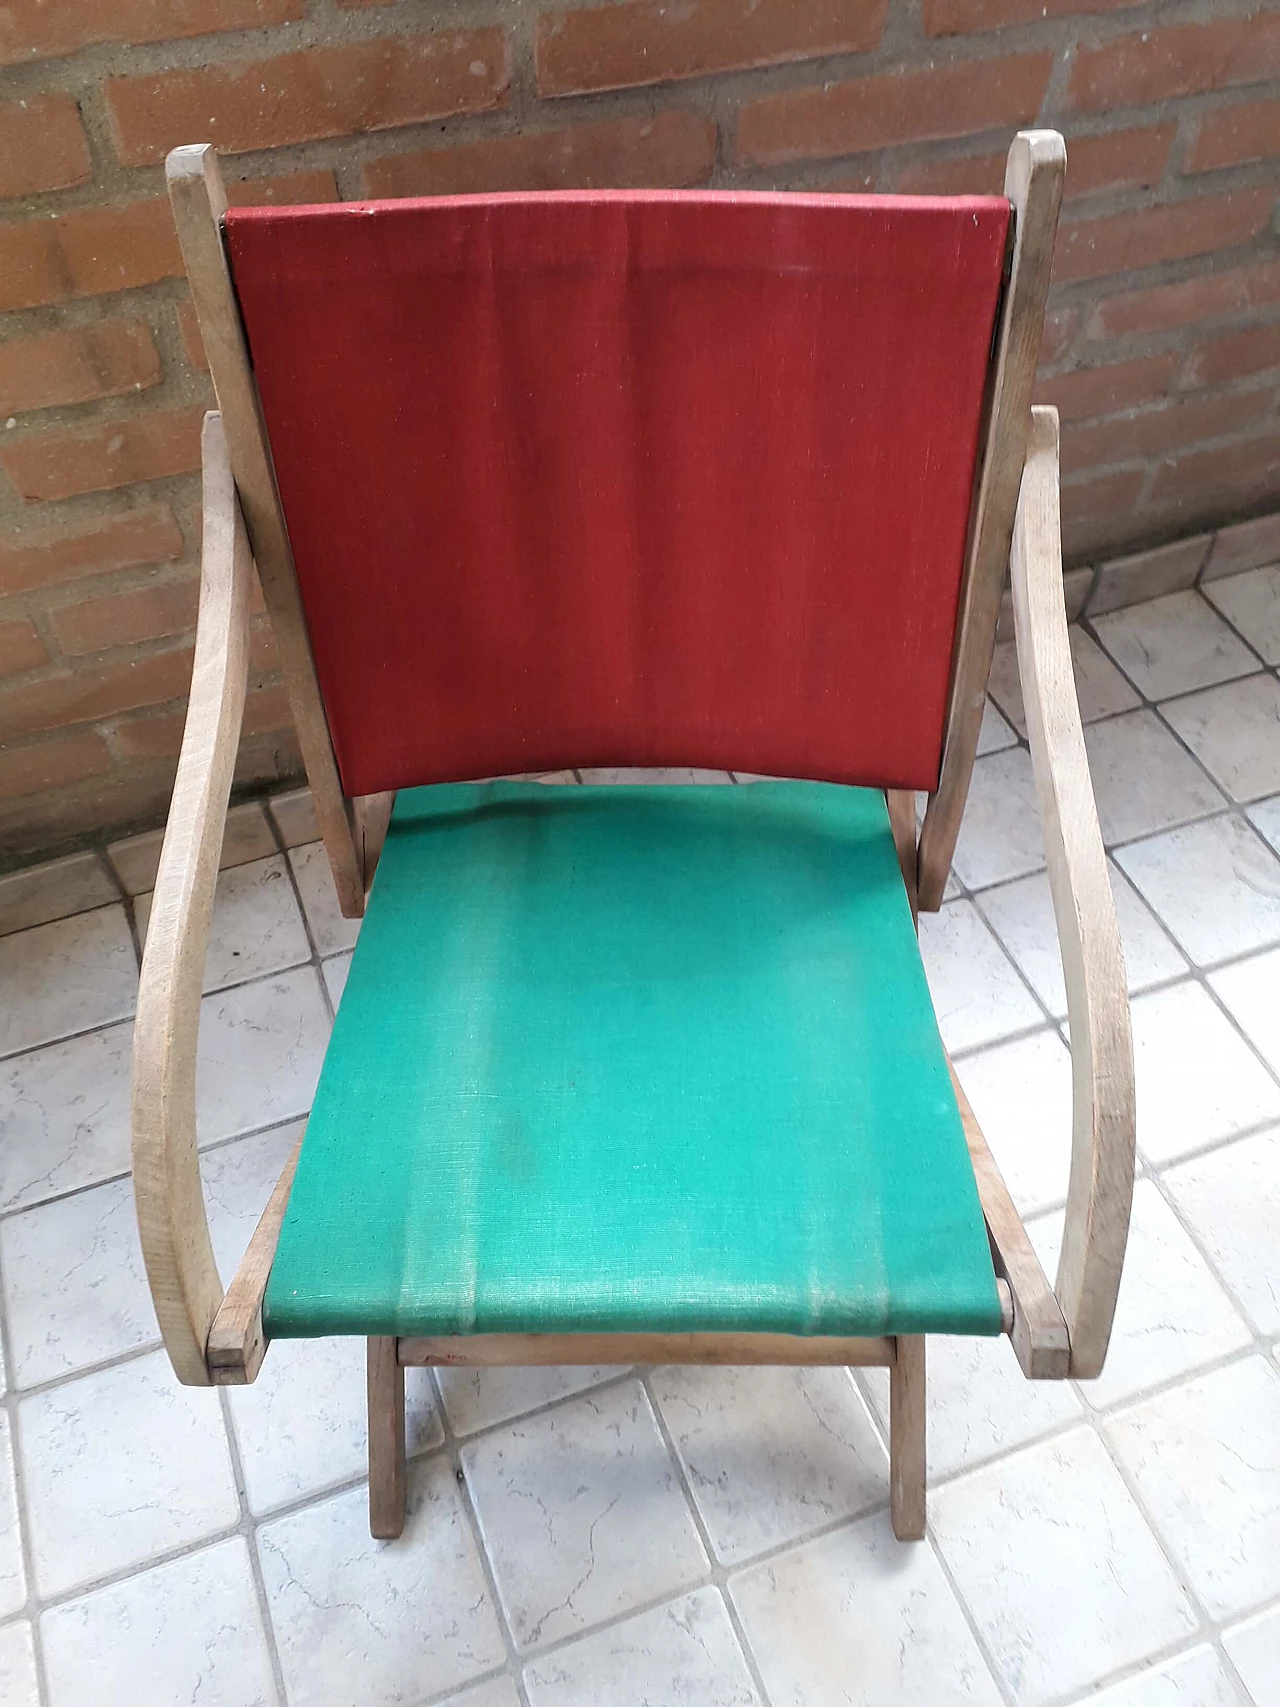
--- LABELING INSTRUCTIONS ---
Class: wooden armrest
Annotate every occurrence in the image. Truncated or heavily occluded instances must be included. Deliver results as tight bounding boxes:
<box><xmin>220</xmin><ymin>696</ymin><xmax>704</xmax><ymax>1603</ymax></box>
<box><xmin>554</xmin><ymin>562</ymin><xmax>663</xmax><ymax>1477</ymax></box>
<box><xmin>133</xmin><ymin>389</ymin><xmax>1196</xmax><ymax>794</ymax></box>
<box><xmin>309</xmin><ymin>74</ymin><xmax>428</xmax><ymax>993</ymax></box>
<box><xmin>131</xmin><ymin>411</ymin><xmax>251</xmax><ymax>1385</ymax></box>
<box><xmin>1011</xmin><ymin>406</ymin><xmax>1136</xmax><ymax>1378</ymax></box>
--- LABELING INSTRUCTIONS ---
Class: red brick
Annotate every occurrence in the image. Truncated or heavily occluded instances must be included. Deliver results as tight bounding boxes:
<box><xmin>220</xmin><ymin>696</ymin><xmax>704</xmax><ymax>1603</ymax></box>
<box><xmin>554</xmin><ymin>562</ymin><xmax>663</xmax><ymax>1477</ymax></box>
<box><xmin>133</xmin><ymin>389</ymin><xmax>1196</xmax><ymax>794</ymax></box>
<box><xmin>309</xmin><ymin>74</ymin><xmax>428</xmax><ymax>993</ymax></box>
<box><xmin>1187</xmin><ymin>99</ymin><xmax>1280</xmax><ymax>173</ymax></box>
<box><xmin>0</xmin><ymin>507</ymin><xmax>185</xmax><ymax>598</ymax></box>
<box><xmin>1184</xmin><ymin>324</ymin><xmax>1280</xmax><ymax>388</ymax></box>
<box><xmin>0</xmin><ymin>732</ymin><xmax>112</xmax><ymax>803</ymax></box>
<box><xmin>1035</xmin><ymin>353</ymin><xmax>1179</xmax><ymax>422</ymax></box>
<box><xmin>1060</xmin><ymin>467</ymin><xmax>1146</xmax><ymax>557</ymax></box>
<box><xmin>1150</xmin><ymin>431</ymin><xmax>1280</xmax><ymax>504</ymax></box>
<box><xmin>1069</xmin><ymin>15</ymin><xmax>1280</xmax><ymax>113</ymax></box>
<box><xmin>177</xmin><ymin>300</ymin><xmax>207</xmax><ymax>372</ymax></box>
<box><xmin>106</xmin><ymin>32</ymin><xmax>510</xmax><ymax>166</ymax></box>
<box><xmin>1</xmin><ymin>407</ymin><xmax>204</xmax><ymax>502</ymax></box>
<box><xmin>250</xmin><ymin>618</ymin><xmax>278</xmax><ymax>672</ymax></box>
<box><xmin>536</xmin><ymin>0</ymin><xmax>886</xmax><ymax>98</ymax></box>
<box><xmin>243</xmin><ymin>684</ymin><xmax>293</xmax><ymax>736</ymax></box>
<box><xmin>0</xmin><ymin>95</ymin><xmax>90</xmax><ymax>198</ymax></box>
<box><xmin>896</xmin><ymin>123</ymin><xmax>1173</xmax><ymax>199</ymax></box>
<box><xmin>1061</xmin><ymin>389</ymin><xmax>1272</xmax><ymax>476</ymax></box>
<box><xmin>1040</xmin><ymin>306</ymin><xmax>1078</xmax><ymax>366</ymax></box>
<box><xmin>736</xmin><ymin>51</ymin><xmax>1052</xmax><ymax>166</ymax></box>
<box><xmin>224</xmin><ymin>169</ymin><xmax>340</xmax><ymax>207</ymax></box>
<box><xmin>1089</xmin><ymin>258</ymin><xmax>1280</xmax><ymax>339</ymax></box>
<box><xmin>0</xmin><ymin>322</ymin><xmax>160</xmax><ymax>416</ymax></box>
<box><xmin>0</xmin><ymin>199</ymin><xmax>181</xmax><ymax>314</ymax></box>
<box><xmin>112</xmin><ymin>707</ymin><xmax>184</xmax><ymax>762</ymax></box>
<box><xmin>0</xmin><ymin>0</ymin><xmax>303</xmax><ymax>67</ymax></box>
<box><xmin>0</xmin><ymin>620</ymin><xmax>46</xmax><ymax>674</ymax></box>
<box><xmin>0</xmin><ymin>646</ymin><xmax>193</xmax><ymax>742</ymax></box>
<box><xmin>364</xmin><ymin>111</ymin><xmax>716</xmax><ymax>197</ymax></box>
<box><xmin>49</xmin><ymin>578</ymin><xmax>200</xmax><ymax>657</ymax></box>
<box><xmin>925</xmin><ymin>0</ymin><xmax>1143</xmax><ymax>34</ymax></box>
<box><xmin>1054</xmin><ymin>188</ymin><xmax>1275</xmax><ymax>284</ymax></box>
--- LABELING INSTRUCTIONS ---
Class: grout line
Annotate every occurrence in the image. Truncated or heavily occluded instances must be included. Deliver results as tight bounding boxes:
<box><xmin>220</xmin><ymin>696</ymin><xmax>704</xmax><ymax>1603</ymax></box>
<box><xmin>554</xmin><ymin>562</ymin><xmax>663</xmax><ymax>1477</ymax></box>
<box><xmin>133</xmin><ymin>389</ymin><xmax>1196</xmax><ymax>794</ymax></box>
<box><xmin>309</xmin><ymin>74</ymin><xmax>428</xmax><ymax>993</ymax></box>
<box><xmin>0</xmin><ymin>1230</ymin><xmax>52</xmax><ymax>1707</ymax></box>
<box><xmin>217</xmin><ymin>1385</ymin><xmax>289</xmax><ymax>1707</ymax></box>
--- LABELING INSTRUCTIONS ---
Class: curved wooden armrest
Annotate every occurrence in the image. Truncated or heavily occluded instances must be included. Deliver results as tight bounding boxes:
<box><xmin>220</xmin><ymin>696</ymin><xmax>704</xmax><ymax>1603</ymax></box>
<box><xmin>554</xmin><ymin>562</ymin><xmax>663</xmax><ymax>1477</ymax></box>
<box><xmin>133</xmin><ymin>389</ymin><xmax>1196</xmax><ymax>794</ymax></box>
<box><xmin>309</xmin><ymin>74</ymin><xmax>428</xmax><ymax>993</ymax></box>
<box><xmin>131</xmin><ymin>411</ymin><xmax>252</xmax><ymax>1385</ymax></box>
<box><xmin>1011</xmin><ymin>406</ymin><xmax>1136</xmax><ymax>1378</ymax></box>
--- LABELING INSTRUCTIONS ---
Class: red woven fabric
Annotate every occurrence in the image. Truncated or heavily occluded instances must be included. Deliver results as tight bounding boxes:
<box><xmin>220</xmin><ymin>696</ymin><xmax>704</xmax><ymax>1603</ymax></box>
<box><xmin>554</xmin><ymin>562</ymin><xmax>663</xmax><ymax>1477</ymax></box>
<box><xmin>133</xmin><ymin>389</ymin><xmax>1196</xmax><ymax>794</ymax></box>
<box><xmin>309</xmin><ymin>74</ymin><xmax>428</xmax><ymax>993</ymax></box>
<box><xmin>226</xmin><ymin>191</ymin><xmax>1009</xmax><ymax>795</ymax></box>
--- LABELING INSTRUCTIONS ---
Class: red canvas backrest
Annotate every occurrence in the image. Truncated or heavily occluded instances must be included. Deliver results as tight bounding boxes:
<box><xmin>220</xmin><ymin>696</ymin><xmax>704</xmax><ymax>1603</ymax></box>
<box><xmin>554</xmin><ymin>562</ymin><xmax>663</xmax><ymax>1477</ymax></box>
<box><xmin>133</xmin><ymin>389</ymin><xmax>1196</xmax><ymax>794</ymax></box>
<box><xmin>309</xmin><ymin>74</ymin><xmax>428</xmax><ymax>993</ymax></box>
<box><xmin>225</xmin><ymin>191</ymin><xmax>1010</xmax><ymax>797</ymax></box>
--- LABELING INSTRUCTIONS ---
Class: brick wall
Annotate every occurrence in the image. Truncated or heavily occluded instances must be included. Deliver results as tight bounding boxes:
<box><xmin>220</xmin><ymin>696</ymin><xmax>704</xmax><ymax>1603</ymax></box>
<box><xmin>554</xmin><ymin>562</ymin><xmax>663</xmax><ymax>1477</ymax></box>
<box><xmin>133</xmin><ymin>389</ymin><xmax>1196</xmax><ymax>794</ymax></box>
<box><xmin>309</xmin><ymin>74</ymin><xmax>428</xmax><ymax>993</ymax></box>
<box><xmin>2</xmin><ymin>0</ymin><xmax>1280</xmax><ymax>865</ymax></box>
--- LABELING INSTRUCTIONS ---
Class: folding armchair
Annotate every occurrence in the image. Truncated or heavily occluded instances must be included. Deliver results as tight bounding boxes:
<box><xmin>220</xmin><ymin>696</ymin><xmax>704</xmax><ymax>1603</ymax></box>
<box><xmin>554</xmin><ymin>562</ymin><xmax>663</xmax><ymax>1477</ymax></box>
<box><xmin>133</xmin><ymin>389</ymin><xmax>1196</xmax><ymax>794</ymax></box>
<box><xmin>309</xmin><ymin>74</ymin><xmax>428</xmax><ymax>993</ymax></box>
<box><xmin>132</xmin><ymin>129</ymin><xmax>1135</xmax><ymax>1546</ymax></box>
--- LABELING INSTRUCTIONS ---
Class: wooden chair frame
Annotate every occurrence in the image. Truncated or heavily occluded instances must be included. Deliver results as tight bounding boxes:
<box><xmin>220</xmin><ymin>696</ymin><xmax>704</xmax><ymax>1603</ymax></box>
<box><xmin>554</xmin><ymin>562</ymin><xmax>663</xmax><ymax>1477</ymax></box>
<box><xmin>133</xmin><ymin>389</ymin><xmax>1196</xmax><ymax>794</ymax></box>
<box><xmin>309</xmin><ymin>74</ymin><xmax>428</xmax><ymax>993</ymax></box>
<box><xmin>132</xmin><ymin>132</ymin><xmax>1135</xmax><ymax>1544</ymax></box>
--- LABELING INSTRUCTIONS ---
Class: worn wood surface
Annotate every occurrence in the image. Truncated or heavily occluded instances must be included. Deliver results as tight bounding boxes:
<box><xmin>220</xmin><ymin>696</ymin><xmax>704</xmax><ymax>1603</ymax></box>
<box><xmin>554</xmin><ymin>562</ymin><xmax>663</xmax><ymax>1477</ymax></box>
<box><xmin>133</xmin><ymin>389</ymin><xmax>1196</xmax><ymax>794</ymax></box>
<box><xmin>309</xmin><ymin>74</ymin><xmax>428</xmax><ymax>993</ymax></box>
<box><xmin>131</xmin><ymin>412</ymin><xmax>246</xmax><ymax>1386</ymax></box>
<box><xmin>166</xmin><ymin>144</ymin><xmax>364</xmax><ymax>918</ymax></box>
<box><xmin>398</xmin><ymin>1332</ymin><xmax>898</xmax><ymax>1368</ymax></box>
<box><xmin>918</xmin><ymin>130</ymin><xmax>1066</xmax><ymax>911</ymax></box>
<box><xmin>368</xmin><ymin>1336</ymin><xmax>408</xmax><ymax>1539</ymax></box>
<box><xmin>207</xmin><ymin>1138</ymin><xmax>302</xmax><ymax>1385</ymax></box>
<box><xmin>1011</xmin><ymin>407</ymin><xmax>1135</xmax><ymax>1379</ymax></box>
<box><xmin>890</xmin><ymin>1335</ymin><xmax>926</xmax><ymax>1541</ymax></box>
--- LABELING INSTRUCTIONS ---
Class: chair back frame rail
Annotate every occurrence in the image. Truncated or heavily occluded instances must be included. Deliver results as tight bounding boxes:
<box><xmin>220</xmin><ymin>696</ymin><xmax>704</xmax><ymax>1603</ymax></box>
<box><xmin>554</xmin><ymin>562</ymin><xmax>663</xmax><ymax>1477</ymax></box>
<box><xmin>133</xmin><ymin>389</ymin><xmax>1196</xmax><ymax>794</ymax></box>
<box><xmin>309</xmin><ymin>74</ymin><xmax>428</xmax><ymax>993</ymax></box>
<box><xmin>131</xmin><ymin>133</ymin><xmax>1134</xmax><ymax>1544</ymax></box>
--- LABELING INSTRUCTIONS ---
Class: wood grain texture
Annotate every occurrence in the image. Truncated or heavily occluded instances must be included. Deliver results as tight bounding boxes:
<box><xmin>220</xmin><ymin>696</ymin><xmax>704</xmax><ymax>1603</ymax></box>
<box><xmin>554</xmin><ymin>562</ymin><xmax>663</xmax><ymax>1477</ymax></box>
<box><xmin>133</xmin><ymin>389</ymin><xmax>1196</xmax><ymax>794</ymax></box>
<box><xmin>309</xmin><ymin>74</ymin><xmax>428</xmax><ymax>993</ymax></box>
<box><xmin>890</xmin><ymin>1335</ymin><xmax>926</xmax><ymax>1541</ymax></box>
<box><xmin>1011</xmin><ymin>406</ymin><xmax>1135</xmax><ymax>1379</ymax></box>
<box><xmin>130</xmin><ymin>411</ymin><xmax>245</xmax><ymax>1387</ymax></box>
<box><xmin>368</xmin><ymin>1336</ymin><xmax>407</xmax><ymax>1540</ymax></box>
<box><xmin>207</xmin><ymin>1136</ymin><xmax>301</xmax><ymax>1385</ymax></box>
<box><xmin>397</xmin><ymin>1332</ymin><xmax>898</xmax><ymax>1367</ymax></box>
<box><xmin>166</xmin><ymin>144</ymin><xmax>364</xmax><ymax>918</ymax></box>
<box><xmin>917</xmin><ymin>129</ymin><xmax>1065</xmax><ymax>911</ymax></box>
<box><xmin>886</xmin><ymin>787</ymin><xmax>919</xmax><ymax>920</ymax></box>
<box><xmin>950</xmin><ymin>1060</ymin><xmax>1070</xmax><ymax>1379</ymax></box>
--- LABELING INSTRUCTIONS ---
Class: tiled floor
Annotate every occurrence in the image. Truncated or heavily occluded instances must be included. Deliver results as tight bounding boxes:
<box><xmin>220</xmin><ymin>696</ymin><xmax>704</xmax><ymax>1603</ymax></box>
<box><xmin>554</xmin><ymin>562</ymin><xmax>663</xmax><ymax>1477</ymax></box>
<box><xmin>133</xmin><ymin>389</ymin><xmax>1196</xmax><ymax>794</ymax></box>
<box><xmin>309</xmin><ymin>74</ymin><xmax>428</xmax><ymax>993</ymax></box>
<box><xmin>1</xmin><ymin>568</ymin><xmax>1279</xmax><ymax>1706</ymax></box>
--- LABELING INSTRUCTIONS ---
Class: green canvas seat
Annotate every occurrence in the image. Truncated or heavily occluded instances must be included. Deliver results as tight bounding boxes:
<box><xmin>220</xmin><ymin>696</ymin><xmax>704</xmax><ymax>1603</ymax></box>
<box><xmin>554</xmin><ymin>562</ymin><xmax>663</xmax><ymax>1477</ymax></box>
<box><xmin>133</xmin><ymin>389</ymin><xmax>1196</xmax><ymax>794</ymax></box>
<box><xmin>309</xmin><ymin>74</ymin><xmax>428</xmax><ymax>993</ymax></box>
<box><xmin>264</xmin><ymin>780</ymin><xmax>1001</xmax><ymax>1342</ymax></box>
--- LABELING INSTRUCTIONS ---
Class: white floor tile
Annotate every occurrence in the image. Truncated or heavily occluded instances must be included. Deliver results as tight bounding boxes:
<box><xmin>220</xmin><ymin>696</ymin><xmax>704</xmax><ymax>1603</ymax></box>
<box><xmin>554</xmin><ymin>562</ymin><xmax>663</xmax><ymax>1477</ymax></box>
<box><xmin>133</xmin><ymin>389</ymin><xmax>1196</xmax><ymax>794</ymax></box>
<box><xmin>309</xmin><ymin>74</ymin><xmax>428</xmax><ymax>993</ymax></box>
<box><xmin>860</xmin><ymin>1332</ymin><xmax>1081</xmax><ymax>1480</ymax></box>
<box><xmin>258</xmin><ymin>1456</ymin><xmax>506</xmax><ymax>1705</ymax></box>
<box><xmin>977</xmin><ymin>863</ymin><xmax>1186</xmax><ymax>1018</ymax></box>
<box><xmin>1162</xmin><ymin>674</ymin><xmax>1280</xmax><ymax>804</ymax></box>
<box><xmin>919</xmin><ymin>902</ymin><xmax>1043</xmax><ymax>1054</ymax></box>
<box><xmin>988</xmin><ymin>628</ymin><xmax>1139</xmax><ymax>735</ymax></box>
<box><xmin>202</xmin><ymin>1121</ymin><xmax>303</xmax><ymax>1279</ymax></box>
<box><xmin>1027</xmin><ymin>1181</ymin><xmax>1251</xmax><ymax>1409</ymax></box>
<box><xmin>1166</xmin><ymin>1128</ymin><xmax>1280</xmax><ymax>1335</ymax></box>
<box><xmin>730</xmin><ymin>1506</ymin><xmax>1002</xmax><ymax>1707</ymax></box>
<box><xmin>953</xmin><ymin>1030</ymin><xmax>1074</xmax><ymax>1213</ymax></box>
<box><xmin>1093</xmin><ymin>590</ymin><xmax>1259</xmax><ymax>699</ymax></box>
<box><xmin>1224</xmin><ymin>1601</ymin><xmax>1280</xmax><ymax>1707</ymax></box>
<box><xmin>1250</xmin><ymin>791</ymin><xmax>1280</xmax><ymax>854</ymax></box>
<box><xmin>227</xmin><ymin>1336</ymin><xmax>440</xmax><ymax>1515</ymax></box>
<box><xmin>931</xmin><ymin>1427</ymin><xmax>1197</xmax><ymax>1707</ymax></box>
<box><xmin>1105</xmin><ymin>1356</ymin><xmax>1280</xmax><ymax>1620</ymax></box>
<box><xmin>0</xmin><ymin>1019</ymin><xmax>133</xmax><ymax>1213</ymax></box>
<box><xmin>463</xmin><ymin>1379</ymin><xmax>706</xmax><ymax>1651</ymax></box>
<box><xmin>0</xmin><ymin>1622</ymin><xmax>39</xmax><ymax>1707</ymax></box>
<box><xmin>950</xmin><ymin>748</ymin><xmax>1047</xmax><ymax>889</ymax></box>
<box><xmin>0</xmin><ymin>1415</ymin><xmax>25</xmax><ymax>1619</ymax></box>
<box><xmin>0</xmin><ymin>904</ymin><xmax>136</xmax><ymax>1057</ymax></box>
<box><xmin>195</xmin><ymin>968</ymin><xmax>330</xmax><ymax>1145</ymax></box>
<box><xmin>322</xmin><ymin>949</ymin><xmax>351</xmax><ymax>1010</ymax></box>
<box><xmin>41</xmin><ymin>1536</ymin><xmax>276</xmax><ymax>1707</ymax></box>
<box><xmin>0</xmin><ymin>849</ymin><xmax>116</xmax><ymax>938</ymax></box>
<box><xmin>1082</xmin><ymin>1645</ymin><xmax>1242</xmax><ymax>1707</ymax></box>
<box><xmin>136</xmin><ymin>853</ymin><xmax>310</xmax><ymax>992</ymax></box>
<box><xmin>1203</xmin><ymin>563</ymin><xmax>1280</xmax><ymax>664</ymax></box>
<box><xmin>651</xmin><ymin>1365</ymin><xmax>886</xmax><ymax>1563</ymax></box>
<box><xmin>435</xmin><ymin>1364</ymin><xmax>625</xmax><ymax>1438</ymax></box>
<box><xmin>1117</xmin><ymin>816</ymin><xmax>1280</xmax><ymax>966</ymax></box>
<box><xmin>524</xmin><ymin>1586</ymin><xmax>760</xmax><ymax>1707</ymax></box>
<box><xmin>976</xmin><ymin>698</ymin><xmax>1019</xmax><ymax>754</ymax></box>
<box><xmin>0</xmin><ymin>1174</ymin><xmax>157</xmax><ymax>1387</ymax></box>
<box><xmin>1084</xmin><ymin>711</ymin><xmax>1226</xmax><ymax>847</ymax></box>
<box><xmin>439</xmin><ymin>1682</ymin><xmax>522</xmax><ymax>1707</ymax></box>
<box><xmin>18</xmin><ymin>1351</ymin><xmax>239</xmax><ymax>1598</ymax></box>
<box><xmin>1128</xmin><ymin>981</ymin><xmax>1280</xmax><ymax>1166</ymax></box>
<box><xmin>288</xmin><ymin>841</ymin><xmax>361</xmax><ymax>956</ymax></box>
<box><xmin>1211</xmin><ymin>946</ymin><xmax>1280</xmax><ymax>1076</ymax></box>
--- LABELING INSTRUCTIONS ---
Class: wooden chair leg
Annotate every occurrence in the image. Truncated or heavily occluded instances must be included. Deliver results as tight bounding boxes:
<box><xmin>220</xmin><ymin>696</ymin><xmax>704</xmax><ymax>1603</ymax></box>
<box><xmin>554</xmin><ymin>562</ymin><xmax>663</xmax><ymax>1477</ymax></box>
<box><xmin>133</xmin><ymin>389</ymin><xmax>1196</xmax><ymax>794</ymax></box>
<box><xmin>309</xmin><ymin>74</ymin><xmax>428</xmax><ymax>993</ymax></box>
<box><xmin>368</xmin><ymin>1336</ymin><xmax>406</xmax><ymax>1539</ymax></box>
<box><xmin>890</xmin><ymin>1334</ymin><xmax>926</xmax><ymax>1541</ymax></box>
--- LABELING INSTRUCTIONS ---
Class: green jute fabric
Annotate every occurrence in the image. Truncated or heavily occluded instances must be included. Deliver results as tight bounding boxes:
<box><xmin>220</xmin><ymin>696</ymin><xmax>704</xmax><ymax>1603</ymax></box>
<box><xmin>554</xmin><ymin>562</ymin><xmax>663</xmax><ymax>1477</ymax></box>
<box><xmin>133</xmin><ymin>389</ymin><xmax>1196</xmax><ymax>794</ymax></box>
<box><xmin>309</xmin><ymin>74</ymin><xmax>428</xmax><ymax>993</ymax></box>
<box><xmin>263</xmin><ymin>781</ymin><xmax>1002</xmax><ymax>1340</ymax></box>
